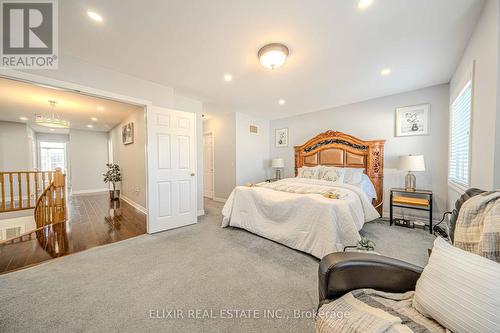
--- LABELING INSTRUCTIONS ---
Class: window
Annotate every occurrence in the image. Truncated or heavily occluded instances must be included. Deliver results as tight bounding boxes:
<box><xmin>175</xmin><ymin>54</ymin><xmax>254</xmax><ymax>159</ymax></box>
<box><xmin>449</xmin><ymin>80</ymin><xmax>472</xmax><ymax>189</ymax></box>
<box><xmin>39</xmin><ymin>141</ymin><xmax>66</xmax><ymax>171</ymax></box>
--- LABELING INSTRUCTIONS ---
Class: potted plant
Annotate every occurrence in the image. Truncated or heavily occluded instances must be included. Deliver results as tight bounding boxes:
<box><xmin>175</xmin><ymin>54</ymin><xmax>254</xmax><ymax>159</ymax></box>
<box><xmin>103</xmin><ymin>163</ymin><xmax>122</xmax><ymax>200</ymax></box>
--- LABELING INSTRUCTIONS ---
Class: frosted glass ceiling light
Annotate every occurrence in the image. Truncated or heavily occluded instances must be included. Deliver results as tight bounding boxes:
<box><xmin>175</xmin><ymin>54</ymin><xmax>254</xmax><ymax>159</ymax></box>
<box><xmin>258</xmin><ymin>43</ymin><xmax>289</xmax><ymax>70</ymax></box>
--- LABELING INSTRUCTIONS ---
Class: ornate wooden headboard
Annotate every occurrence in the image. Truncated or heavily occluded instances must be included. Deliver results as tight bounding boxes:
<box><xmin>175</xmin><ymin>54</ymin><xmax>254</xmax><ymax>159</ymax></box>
<box><xmin>294</xmin><ymin>130</ymin><xmax>385</xmax><ymax>215</ymax></box>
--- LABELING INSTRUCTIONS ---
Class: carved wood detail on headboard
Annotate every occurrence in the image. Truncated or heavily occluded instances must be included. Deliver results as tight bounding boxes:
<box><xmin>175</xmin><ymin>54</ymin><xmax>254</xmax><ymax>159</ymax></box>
<box><xmin>294</xmin><ymin>130</ymin><xmax>385</xmax><ymax>215</ymax></box>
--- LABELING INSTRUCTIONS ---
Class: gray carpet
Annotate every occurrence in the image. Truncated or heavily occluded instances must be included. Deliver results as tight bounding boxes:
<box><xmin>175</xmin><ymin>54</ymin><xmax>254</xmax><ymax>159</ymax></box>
<box><xmin>0</xmin><ymin>199</ymin><xmax>434</xmax><ymax>333</ymax></box>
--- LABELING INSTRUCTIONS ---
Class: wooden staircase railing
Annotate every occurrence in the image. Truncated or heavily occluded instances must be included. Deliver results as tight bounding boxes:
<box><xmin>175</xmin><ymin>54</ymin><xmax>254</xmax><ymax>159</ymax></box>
<box><xmin>0</xmin><ymin>169</ymin><xmax>66</xmax><ymax>245</ymax></box>
<box><xmin>0</xmin><ymin>170</ymin><xmax>56</xmax><ymax>212</ymax></box>
<box><xmin>34</xmin><ymin>169</ymin><xmax>66</xmax><ymax>229</ymax></box>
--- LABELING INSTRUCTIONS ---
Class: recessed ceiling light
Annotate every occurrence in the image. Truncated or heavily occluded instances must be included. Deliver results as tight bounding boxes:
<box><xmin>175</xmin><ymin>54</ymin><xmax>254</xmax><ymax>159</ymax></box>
<box><xmin>358</xmin><ymin>0</ymin><xmax>374</xmax><ymax>9</ymax></box>
<box><xmin>97</xmin><ymin>106</ymin><xmax>104</xmax><ymax>111</ymax></box>
<box><xmin>224</xmin><ymin>74</ymin><xmax>233</xmax><ymax>82</ymax></box>
<box><xmin>278</xmin><ymin>99</ymin><xmax>286</xmax><ymax>105</ymax></box>
<box><xmin>19</xmin><ymin>116</ymin><xmax>28</xmax><ymax>121</ymax></box>
<box><xmin>380</xmin><ymin>68</ymin><xmax>392</xmax><ymax>76</ymax></box>
<box><xmin>91</xmin><ymin>117</ymin><xmax>98</xmax><ymax>121</ymax></box>
<box><xmin>87</xmin><ymin>124</ymin><xmax>93</xmax><ymax>128</ymax></box>
<box><xmin>87</xmin><ymin>11</ymin><xmax>103</xmax><ymax>22</ymax></box>
<box><xmin>50</xmin><ymin>129</ymin><xmax>55</xmax><ymax>132</ymax></box>
<box><xmin>258</xmin><ymin>43</ymin><xmax>289</xmax><ymax>70</ymax></box>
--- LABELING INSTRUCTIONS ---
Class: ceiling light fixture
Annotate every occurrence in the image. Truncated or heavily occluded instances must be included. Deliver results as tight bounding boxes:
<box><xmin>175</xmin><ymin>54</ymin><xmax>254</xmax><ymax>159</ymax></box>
<box><xmin>91</xmin><ymin>117</ymin><xmax>98</xmax><ymax>121</ymax></box>
<box><xmin>87</xmin><ymin>11</ymin><xmax>103</xmax><ymax>22</ymax></box>
<box><xmin>35</xmin><ymin>100</ymin><xmax>70</xmax><ymax>128</ymax></box>
<box><xmin>50</xmin><ymin>129</ymin><xmax>55</xmax><ymax>132</ymax></box>
<box><xmin>358</xmin><ymin>0</ymin><xmax>374</xmax><ymax>9</ymax></box>
<box><xmin>19</xmin><ymin>116</ymin><xmax>28</xmax><ymax>121</ymax></box>
<box><xmin>258</xmin><ymin>43</ymin><xmax>289</xmax><ymax>70</ymax></box>
<box><xmin>224</xmin><ymin>74</ymin><xmax>233</xmax><ymax>82</ymax></box>
<box><xmin>278</xmin><ymin>99</ymin><xmax>286</xmax><ymax>105</ymax></box>
<box><xmin>87</xmin><ymin>124</ymin><xmax>93</xmax><ymax>128</ymax></box>
<box><xmin>380</xmin><ymin>68</ymin><xmax>392</xmax><ymax>76</ymax></box>
<box><xmin>97</xmin><ymin>106</ymin><xmax>104</xmax><ymax>111</ymax></box>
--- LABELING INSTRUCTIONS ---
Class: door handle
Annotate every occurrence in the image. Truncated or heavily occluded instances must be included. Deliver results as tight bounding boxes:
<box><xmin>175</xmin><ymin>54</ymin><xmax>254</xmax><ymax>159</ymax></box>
<box><xmin>190</xmin><ymin>173</ymin><xmax>195</xmax><ymax>176</ymax></box>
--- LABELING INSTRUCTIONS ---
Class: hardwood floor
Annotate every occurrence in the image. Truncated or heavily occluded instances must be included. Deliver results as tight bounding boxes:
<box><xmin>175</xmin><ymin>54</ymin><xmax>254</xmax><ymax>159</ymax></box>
<box><xmin>0</xmin><ymin>193</ymin><xmax>146</xmax><ymax>274</ymax></box>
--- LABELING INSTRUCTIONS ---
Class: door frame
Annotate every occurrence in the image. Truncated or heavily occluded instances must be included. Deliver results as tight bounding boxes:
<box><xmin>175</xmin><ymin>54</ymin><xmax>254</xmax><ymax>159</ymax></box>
<box><xmin>203</xmin><ymin>131</ymin><xmax>215</xmax><ymax>199</ymax></box>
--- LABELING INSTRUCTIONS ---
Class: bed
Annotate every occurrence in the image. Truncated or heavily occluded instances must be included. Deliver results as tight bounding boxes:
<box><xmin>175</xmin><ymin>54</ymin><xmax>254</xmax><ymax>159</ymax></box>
<box><xmin>221</xmin><ymin>130</ymin><xmax>385</xmax><ymax>258</ymax></box>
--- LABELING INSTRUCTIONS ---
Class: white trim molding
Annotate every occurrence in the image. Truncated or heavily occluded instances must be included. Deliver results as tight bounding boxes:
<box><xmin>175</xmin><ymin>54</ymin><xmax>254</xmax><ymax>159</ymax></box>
<box><xmin>197</xmin><ymin>209</ymin><xmax>205</xmax><ymax>217</ymax></box>
<box><xmin>121</xmin><ymin>195</ymin><xmax>147</xmax><ymax>214</ymax></box>
<box><xmin>71</xmin><ymin>188</ymin><xmax>109</xmax><ymax>195</ymax></box>
<box><xmin>213</xmin><ymin>197</ymin><xmax>227</xmax><ymax>203</ymax></box>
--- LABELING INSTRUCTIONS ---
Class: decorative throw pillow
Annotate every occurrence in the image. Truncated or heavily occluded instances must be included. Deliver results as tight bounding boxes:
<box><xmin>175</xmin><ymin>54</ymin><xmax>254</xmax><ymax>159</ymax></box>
<box><xmin>413</xmin><ymin>237</ymin><xmax>500</xmax><ymax>333</ymax></box>
<box><xmin>343</xmin><ymin>167</ymin><xmax>364</xmax><ymax>184</ymax></box>
<box><xmin>298</xmin><ymin>166</ymin><xmax>320</xmax><ymax>179</ymax></box>
<box><xmin>320</xmin><ymin>167</ymin><xmax>345</xmax><ymax>183</ymax></box>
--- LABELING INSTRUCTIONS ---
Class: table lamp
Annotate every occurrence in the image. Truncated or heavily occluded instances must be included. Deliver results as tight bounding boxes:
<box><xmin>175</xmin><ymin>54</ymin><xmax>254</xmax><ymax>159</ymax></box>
<box><xmin>271</xmin><ymin>158</ymin><xmax>285</xmax><ymax>180</ymax></box>
<box><xmin>399</xmin><ymin>155</ymin><xmax>425</xmax><ymax>192</ymax></box>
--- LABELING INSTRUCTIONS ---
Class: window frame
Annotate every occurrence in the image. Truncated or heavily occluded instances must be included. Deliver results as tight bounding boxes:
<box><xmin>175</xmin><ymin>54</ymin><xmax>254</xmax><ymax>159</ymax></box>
<box><xmin>448</xmin><ymin>67</ymin><xmax>474</xmax><ymax>193</ymax></box>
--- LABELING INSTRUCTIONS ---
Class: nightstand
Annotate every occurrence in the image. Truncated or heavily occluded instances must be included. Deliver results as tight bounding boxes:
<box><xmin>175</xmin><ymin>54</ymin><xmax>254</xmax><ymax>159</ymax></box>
<box><xmin>390</xmin><ymin>188</ymin><xmax>433</xmax><ymax>234</ymax></box>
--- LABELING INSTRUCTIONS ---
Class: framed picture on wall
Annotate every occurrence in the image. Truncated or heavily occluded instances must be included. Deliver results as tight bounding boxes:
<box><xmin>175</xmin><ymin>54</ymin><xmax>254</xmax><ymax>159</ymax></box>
<box><xmin>395</xmin><ymin>104</ymin><xmax>430</xmax><ymax>137</ymax></box>
<box><xmin>275</xmin><ymin>128</ymin><xmax>288</xmax><ymax>147</ymax></box>
<box><xmin>122</xmin><ymin>122</ymin><xmax>134</xmax><ymax>145</ymax></box>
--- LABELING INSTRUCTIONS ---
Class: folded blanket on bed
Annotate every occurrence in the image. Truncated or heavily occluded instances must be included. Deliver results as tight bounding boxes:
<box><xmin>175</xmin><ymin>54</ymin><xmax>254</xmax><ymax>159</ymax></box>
<box><xmin>316</xmin><ymin>289</ymin><xmax>445</xmax><ymax>333</ymax></box>
<box><xmin>453</xmin><ymin>191</ymin><xmax>500</xmax><ymax>262</ymax></box>
<box><xmin>257</xmin><ymin>179</ymin><xmax>349</xmax><ymax>198</ymax></box>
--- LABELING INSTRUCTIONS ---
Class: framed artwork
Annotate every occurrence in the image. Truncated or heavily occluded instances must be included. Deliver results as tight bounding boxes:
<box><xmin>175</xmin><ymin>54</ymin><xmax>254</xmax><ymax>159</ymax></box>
<box><xmin>275</xmin><ymin>128</ymin><xmax>288</xmax><ymax>147</ymax></box>
<box><xmin>395</xmin><ymin>104</ymin><xmax>430</xmax><ymax>137</ymax></box>
<box><xmin>122</xmin><ymin>122</ymin><xmax>134</xmax><ymax>145</ymax></box>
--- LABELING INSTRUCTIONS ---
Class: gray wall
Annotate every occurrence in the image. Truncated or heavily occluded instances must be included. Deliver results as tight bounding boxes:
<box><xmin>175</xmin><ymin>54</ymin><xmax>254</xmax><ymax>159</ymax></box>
<box><xmin>269</xmin><ymin>84</ymin><xmax>450</xmax><ymax>219</ymax></box>
<box><xmin>69</xmin><ymin>129</ymin><xmax>109</xmax><ymax>193</ymax></box>
<box><xmin>0</xmin><ymin>121</ymin><xmax>32</xmax><ymax>171</ymax></box>
<box><xmin>109</xmin><ymin>110</ymin><xmax>147</xmax><ymax>208</ymax></box>
<box><xmin>449</xmin><ymin>0</ymin><xmax>500</xmax><ymax>207</ymax></box>
<box><xmin>235</xmin><ymin>112</ymin><xmax>271</xmax><ymax>186</ymax></box>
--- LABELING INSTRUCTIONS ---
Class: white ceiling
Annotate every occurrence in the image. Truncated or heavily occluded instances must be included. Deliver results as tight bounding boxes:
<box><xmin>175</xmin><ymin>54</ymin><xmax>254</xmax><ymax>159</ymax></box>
<box><xmin>57</xmin><ymin>0</ymin><xmax>483</xmax><ymax>119</ymax></box>
<box><xmin>0</xmin><ymin>77</ymin><xmax>143</xmax><ymax>133</ymax></box>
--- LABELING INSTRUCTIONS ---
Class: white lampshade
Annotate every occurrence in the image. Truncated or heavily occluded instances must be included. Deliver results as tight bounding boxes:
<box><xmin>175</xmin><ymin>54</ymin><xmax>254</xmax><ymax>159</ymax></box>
<box><xmin>271</xmin><ymin>158</ymin><xmax>285</xmax><ymax>168</ymax></box>
<box><xmin>399</xmin><ymin>155</ymin><xmax>425</xmax><ymax>171</ymax></box>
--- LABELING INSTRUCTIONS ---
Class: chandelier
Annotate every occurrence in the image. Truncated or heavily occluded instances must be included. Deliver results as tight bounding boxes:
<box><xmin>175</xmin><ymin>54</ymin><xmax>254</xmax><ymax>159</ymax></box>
<box><xmin>35</xmin><ymin>100</ymin><xmax>70</xmax><ymax>128</ymax></box>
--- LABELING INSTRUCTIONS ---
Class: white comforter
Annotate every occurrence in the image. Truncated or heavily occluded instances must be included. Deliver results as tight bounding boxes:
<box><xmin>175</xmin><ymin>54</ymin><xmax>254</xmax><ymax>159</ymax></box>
<box><xmin>221</xmin><ymin>178</ymin><xmax>379</xmax><ymax>259</ymax></box>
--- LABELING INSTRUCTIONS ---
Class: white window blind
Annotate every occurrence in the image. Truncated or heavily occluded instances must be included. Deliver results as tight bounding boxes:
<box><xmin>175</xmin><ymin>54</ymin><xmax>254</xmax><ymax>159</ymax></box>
<box><xmin>449</xmin><ymin>80</ymin><xmax>472</xmax><ymax>188</ymax></box>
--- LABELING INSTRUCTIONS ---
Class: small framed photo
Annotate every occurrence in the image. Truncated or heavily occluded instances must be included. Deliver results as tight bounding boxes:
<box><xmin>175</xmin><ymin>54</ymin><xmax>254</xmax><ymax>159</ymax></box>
<box><xmin>122</xmin><ymin>122</ymin><xmax>134</xmax><ymax>145</ymax></box>
<box><xmin>275</xmin><ymin>128</ymin><xmax>288</xmax><ymax>147</ymax></box>
<box><xmin>395</xmin><ymin>104</ymin><xmax>430</xmax><ymax>137</ymax></box>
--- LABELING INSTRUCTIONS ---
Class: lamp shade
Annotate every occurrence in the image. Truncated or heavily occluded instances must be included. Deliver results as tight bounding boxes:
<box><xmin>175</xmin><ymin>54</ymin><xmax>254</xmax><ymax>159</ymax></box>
<box><xmin>399</xmin><ymin>155</ymin><xmax>425</xmax><ymax>171</ymax></box>
<box><xmin>271</xmin><ymin>158</ymin><xmax>285</xmax><ymax>168</ymax></box>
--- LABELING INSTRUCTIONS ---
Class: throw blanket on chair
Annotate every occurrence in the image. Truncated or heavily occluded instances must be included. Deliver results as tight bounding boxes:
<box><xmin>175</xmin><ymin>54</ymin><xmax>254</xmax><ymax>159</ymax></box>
<box><xmin>316</xmin><ymin>289</ymin><xmax>444</xmax><ymax>333</ymax></box>
<box><xmin>454</xmin><ymin>191</ymin><xmax>500</xmax><ymax>263</ymax></box>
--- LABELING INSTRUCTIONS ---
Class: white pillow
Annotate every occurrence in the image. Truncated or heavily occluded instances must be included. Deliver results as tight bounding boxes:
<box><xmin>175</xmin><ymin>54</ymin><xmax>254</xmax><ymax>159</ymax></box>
<box><xmin>343</xmin><ymin>167</ymin><xmax>364</xmax><ymax>184</ymax></box>
<box><xmin>413</xmin><ymin>237</ymin><xmax>500</xmax><ymax>333</ymax></box>
<box><xmin>297</xmin><ymin>166</ymin><xmax>321</xmax><ymax>179</ymax></box>
<box><xmin>319</xmin><ymin>167</ymin><xmax>344</xmax><ymax>183</ymax></box>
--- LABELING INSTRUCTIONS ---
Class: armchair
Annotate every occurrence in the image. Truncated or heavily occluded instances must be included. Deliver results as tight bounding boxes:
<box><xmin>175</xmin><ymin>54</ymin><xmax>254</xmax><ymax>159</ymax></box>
<box><xmin>318</xmin><ymin>252</ymin><xmax>423</xmax><ymax>307</ymax></box>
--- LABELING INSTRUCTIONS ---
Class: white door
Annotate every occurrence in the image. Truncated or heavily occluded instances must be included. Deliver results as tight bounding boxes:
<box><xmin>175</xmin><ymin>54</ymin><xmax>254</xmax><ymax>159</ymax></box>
<box><xmin>146</xmin><ymin>106</ymin><xmax>197</xmax><ymax>233</ymax></box>
<box><xmin>203</xmin><ymin>132</ymin><xmax>214</xmax><ymax>198</ymax></box>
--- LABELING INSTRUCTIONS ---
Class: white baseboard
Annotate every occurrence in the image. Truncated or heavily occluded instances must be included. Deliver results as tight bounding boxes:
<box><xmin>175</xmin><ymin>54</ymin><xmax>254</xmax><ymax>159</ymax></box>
<box><xmin>120</xmin><ymin>195</ymin><xmax>147</xmax><ymax>214</ymax></box>
<box><xmin>71</xmin><ymin>188</ymin><xmax>109</xmax><ymax>195</ymax></box>
<box><xmin>213</xmin><ymin>197</ymin><xmax>227</xmax><ymax>203</ymax></box>
<box><xmin>197</xmin><ymin>209</ymin><xmax>205</xmax><ymax>217</ymax></box>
